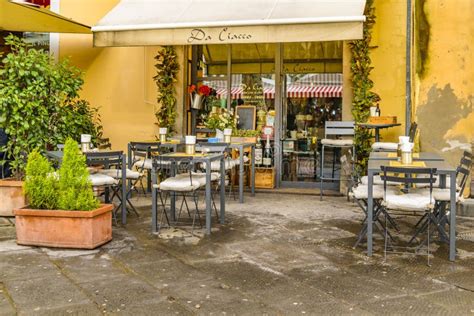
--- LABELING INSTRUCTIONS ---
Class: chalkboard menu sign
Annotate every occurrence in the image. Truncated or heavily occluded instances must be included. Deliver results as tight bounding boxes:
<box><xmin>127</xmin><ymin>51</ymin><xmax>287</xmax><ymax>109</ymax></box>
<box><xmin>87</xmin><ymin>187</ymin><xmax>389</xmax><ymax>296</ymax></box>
<box><xmin>236</xmin><ymin>106</ymin><xmax>256</xmax><ymax>130</ymax></box>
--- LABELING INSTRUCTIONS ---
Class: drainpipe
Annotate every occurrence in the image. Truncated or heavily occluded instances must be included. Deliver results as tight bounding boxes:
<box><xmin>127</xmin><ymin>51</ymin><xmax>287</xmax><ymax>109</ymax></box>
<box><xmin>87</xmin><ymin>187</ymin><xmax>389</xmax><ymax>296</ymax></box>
<box><xmin>405</xmin><ymin>0</ymin><xmax>412</xmax><ymax>135</ymax></box>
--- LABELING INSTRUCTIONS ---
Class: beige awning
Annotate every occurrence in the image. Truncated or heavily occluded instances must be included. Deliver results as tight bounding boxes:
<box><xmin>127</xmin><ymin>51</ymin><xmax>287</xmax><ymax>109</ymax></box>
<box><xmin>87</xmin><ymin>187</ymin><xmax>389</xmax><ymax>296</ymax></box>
<box><xmin>92</xmin><ymin>0</ymin><xmax>366</xmax><ymax>47</ymax></box>
<box><xmin>0</xmin><ymin>0</ymin><xmax>91</xmax><ymax>33</ymax></box>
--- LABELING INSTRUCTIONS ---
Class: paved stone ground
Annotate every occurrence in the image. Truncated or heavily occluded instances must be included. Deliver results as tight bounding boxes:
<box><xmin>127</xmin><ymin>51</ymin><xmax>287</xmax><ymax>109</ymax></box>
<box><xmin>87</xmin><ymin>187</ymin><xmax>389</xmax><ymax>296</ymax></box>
<box><xmin>1</xmin><ymin>193</ymin><xmax>474</xmax><ymax>315</ymax></box>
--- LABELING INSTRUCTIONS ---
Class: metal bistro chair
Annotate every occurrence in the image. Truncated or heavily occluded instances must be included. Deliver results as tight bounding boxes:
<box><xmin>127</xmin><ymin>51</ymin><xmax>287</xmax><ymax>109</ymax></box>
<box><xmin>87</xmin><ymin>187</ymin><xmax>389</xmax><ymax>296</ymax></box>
<box><xmin>128</xmin><ymin>141</ymin><xmax>163</xmax><ymax>196</ymax></box>
<box><xmin>410</xmin><ymin>153</ymin><xmax>472</xmax><ymax>246</ymax></box>
<box><xmin>85</xmin><ymin>151</ymin><xmax>125</xmax><ymax>224</ymax></box>
<box><xmin>380</xmin><ymin>165</ymin><xmax>437</xmax><ymax>265</ymax></box>
<box><xmin>319</xmin><ymin>121</ymin><xmax>355</xmax><ymax>200</ymax></box>
<box><xmin>197</xmin><ymin>142</ymin><xmax>236</xmax><ymax>200</ymax></box>
<box><xmin>151</xmin><ymin>155</ymin><xmax>204</xmax><ymax>235</ymax></box>
<box><xmin>371</xmin><ymin>122</ymin><xmax>417</xmax><ymax>152</ymax></box>
<box><xmin>350</xmin><ymin>175</ymin><xmax>400</xmax><ymax>249</ymax></box>
<box><xmin>195</xmin><ymin>142</ymin><xmax>230</xmax><ymax>217</ymax></box>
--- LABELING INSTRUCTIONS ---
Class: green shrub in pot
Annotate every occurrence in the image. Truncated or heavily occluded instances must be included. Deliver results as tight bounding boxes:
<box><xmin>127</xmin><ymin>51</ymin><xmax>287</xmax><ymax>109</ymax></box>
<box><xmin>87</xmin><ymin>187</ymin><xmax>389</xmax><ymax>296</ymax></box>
<box><xmin>24</xmin><ymin>139</ymin><xmax>99</xmax><ymax>211</ymax></box>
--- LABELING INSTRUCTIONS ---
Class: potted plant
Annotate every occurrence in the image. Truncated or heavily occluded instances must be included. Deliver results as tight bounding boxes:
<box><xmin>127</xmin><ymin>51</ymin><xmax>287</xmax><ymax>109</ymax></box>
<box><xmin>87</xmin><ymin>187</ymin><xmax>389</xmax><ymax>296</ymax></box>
<box><xmin>0</xmin><ymin>35</ymin><xmax>103</xmax><ymax>216</ymax></box>
<box><xmin>232</xmin><ymin>129</ymin><xmax>261</xmax><ymax>144</ymax></box>
<box><xmin>14</xmin><ymin>139</ymin><xmax>113</xmax><ymax>249</ymax></box>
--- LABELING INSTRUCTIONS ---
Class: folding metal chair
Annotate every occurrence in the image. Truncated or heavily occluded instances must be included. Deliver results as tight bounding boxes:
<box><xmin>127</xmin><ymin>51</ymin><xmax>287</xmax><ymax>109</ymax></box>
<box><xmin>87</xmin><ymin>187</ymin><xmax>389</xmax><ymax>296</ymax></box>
<box><xmin>151</xmin><ymin>156</ymin><xmax>204</xmax><ymax>235</ymax></box>
<box><xmin>410</xmin><ymin>154</ymin><xmax>472</xmax><ymax>246</ymax></box>
<box><xmin>128</xmin><ymin>142</ymin><xmax>162</xmax><ymax>196</ymax></box>
<box><xmin>196</xmin><ymin>142</ymin><xmax>235</xmax><ymax>201</ymax></box>
<box><xmin>85</xmin><ymin>151</ymin><xmax>141</xmax><ymax>224</ymax></box>
<box><xmin>380</xmin><ymin>165</ymin><xmax>437</xmax><ymax>265</ymax></box>
<box><xmin>371</xmin><ymin>122</ymin><xmax>417</xmax><ymax>152</ymax></box>
<box><xmin>350</xmin><ymin>177</ymin><xmax>400</xmax><ymax>249</ymax></box>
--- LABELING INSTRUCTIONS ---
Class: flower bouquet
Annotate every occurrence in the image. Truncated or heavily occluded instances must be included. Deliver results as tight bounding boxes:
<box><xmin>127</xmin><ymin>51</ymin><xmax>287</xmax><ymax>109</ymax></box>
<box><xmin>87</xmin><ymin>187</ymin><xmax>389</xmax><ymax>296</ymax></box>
<box><xmin>204</xmin><ymin>107</ymin><xmax>236</xmax><ymax>132</ymax></box>
<box><xmin>189</xmin><ymin>84</ymin><xmax>211</xmax><ymax>110</ymax></box>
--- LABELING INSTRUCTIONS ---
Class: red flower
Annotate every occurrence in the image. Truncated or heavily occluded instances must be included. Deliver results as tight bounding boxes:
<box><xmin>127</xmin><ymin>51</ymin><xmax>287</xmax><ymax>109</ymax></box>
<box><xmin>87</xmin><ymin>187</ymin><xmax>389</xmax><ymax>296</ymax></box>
<box><xmin>188</xmin><ymin>84</ymin><xmax>196</xmax><ymax>94</ymax></box>
<box><xmin>198</xmin><ymin>85</ymin><xmax>211</xmax><ymax>96</ymax></box>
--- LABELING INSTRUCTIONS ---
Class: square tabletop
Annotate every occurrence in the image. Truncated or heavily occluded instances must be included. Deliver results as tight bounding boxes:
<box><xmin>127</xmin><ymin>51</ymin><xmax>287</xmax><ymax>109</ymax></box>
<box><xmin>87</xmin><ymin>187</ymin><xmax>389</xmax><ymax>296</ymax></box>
<box><xmin>368</xmin><ymin>158</ymin><xmax>456</xmax><ymax>174</ymax></box>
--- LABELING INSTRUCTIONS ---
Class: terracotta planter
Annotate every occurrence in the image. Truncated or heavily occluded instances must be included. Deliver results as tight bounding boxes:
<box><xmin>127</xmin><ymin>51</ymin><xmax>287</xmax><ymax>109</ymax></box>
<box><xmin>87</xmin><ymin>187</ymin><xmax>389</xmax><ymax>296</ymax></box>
<box><xmin>0</xmin><ymin>179</ymin><xmax>26</xmax><ymax>217</ymax></box>
<box><xmin>14</xmin><ymin>204</ymin><xmax>113</xmax><ymax>249</ymax></box>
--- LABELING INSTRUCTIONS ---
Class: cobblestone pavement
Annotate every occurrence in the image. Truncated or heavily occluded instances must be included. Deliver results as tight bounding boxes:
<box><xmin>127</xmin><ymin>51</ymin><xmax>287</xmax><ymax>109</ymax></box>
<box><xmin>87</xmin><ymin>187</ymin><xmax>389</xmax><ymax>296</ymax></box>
<box><xmin>1</xmin><ymin>193</ymin><xmax>474</xmax><ymax>315</ymax></box>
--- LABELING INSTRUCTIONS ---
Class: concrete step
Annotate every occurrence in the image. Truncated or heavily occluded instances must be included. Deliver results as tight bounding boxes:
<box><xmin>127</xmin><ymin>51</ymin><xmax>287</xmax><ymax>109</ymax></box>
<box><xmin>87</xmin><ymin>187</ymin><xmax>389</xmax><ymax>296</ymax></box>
<box><xmin>459</xmin><ymin>199</ymin><xmax>474</xmax><ymax>217</ymax></box>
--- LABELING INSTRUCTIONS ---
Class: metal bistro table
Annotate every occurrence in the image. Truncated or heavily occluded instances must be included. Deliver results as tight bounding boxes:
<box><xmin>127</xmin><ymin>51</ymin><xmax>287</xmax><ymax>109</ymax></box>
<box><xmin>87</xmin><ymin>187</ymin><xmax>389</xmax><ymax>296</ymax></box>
<box><xmin>228</xmin><ymin>142</ymin><xmax>256</xmax><ymax>203</ymax></box>
<box><xmin>358</xmin><ymin>123</ymin><xmax>401</xmax><ymax>142</ymax></box>
<box><xmin>151</xmin><ymin>152</ymin><xmax>226</xmax><ymax>235</ymax></box>
<box><xmin>46</xmin><ymin>150</ymin><xmax>128</xmax><ymax>224</ymax></box>
<box><xmin>366</xmin><ymin>157</ymin><xmax>457</xmax><ymax>261</ymax></box>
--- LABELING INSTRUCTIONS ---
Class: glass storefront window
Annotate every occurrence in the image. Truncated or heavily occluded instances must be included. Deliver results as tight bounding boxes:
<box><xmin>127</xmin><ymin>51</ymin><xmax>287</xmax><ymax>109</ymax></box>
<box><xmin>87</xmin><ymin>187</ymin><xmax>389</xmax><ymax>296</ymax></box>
<box><xmin>281</xmin><ymin>42</ymin><xmax>343</xmax><ymax>183</ymax></box>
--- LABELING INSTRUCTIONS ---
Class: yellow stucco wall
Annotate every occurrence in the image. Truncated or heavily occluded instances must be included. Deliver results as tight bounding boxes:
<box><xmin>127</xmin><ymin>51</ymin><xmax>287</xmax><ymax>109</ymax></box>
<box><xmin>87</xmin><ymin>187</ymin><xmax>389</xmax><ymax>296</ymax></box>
<box><xmin>370</xmin><ymin>0</ymin><xmax>407</xmax><ymax>142</ymax></box>
<box><xmin>413</xmin><ymin>0</ymin><xmax>473</xmax><ymax>169</ymax></box>
<box><xmin>58</xmin><ymin>0</ymin><xmax>161</xmax><ymax>152</ymax></box>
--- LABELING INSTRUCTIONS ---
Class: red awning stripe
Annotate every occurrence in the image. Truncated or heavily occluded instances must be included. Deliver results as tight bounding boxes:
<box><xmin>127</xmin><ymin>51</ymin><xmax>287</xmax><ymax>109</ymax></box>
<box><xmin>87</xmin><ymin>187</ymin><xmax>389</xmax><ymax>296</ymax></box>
<box><xmin>216</xmin><ymin>85</ymin><xmax>342</xmax><ymax>99</ymax></box>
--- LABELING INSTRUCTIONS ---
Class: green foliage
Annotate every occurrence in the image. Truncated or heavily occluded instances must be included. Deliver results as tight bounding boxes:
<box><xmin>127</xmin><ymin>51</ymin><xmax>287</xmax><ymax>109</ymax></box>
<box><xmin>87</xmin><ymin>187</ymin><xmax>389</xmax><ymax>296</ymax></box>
<box><xmin>57</xmin><ymin>139</ymin><xmax>99</xmax><ymax>211</ymax></box>
<box><xmin>24</xmin><ymin>149</ymin><xmax>58</xmax><ymax>210</ymax></box>
<box><xmin>204</xmin><ymin>108</ymin><xmax>236</xmax><ymax>131</ymax></box>
<box><xmin>0</xmin><ymin>35</ymin><xmax>103</xmax><ymax>179</ymax></box>
<box><xmin>153</xmin><ymin>46</ymin><xmax>179</xmax><ymax>134</ymax></box>
<box><xmin>348</xmin><ymin>0</ymin><xmax>380</xmax><ymax>174</ymax></box>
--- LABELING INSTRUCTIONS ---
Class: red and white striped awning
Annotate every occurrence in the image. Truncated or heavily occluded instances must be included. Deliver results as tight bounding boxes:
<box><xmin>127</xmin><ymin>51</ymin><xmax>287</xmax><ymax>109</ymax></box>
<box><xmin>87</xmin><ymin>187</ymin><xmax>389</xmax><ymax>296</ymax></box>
<box><xmin>215</xmin><ymin>85</ymin><xmax>342</xmax><ymax>99</ymax></box>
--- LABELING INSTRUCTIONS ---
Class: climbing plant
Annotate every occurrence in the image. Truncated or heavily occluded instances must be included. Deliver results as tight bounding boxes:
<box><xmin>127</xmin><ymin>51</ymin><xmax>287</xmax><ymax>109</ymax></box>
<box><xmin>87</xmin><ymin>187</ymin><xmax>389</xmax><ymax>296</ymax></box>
<box><xmin>153</xmin><ymin>46</ymin><xmax>179</xmax><ymax>134</ymax></box>
<box><xmin>349</xmin><ymin>0</ymin><xmax>380</xmax><ymax>174</ymax></box>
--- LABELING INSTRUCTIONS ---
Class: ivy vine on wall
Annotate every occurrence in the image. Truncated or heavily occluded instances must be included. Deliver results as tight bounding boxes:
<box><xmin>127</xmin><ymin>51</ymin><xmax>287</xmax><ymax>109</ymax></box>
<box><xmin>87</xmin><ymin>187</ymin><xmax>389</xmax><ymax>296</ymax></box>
<box><xmin>349</xmin><ymin>0</ymin><xmax>381</xmax><ymax>174</ymax></box>
<box><xmin>153</xmin><ymin>46</ymin><xmax>179</xmax><ymax>134</ymax></box>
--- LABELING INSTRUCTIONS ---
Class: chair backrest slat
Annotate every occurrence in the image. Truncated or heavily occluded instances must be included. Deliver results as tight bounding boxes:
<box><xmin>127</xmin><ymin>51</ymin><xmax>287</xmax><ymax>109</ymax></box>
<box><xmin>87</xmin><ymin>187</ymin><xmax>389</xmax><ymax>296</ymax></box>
<box><xmin>86</xmin><ymin>151</ymin><xmax>124</xmax><ymax>169</ymax></box>
<box><xmin>325</xmin><ymin>121</ymin><xmax>355</xmax><ymax>137</ymax></box>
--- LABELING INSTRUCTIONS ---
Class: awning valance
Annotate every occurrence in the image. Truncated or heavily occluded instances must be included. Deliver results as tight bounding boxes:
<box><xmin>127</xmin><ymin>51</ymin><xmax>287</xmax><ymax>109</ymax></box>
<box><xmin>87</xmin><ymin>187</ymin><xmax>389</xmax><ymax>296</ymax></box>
<box><xmin>0</xmin><ymin>0</ymin><xmax>91</xmax><ymax>33</ymax></box>
<box><xmin>92</xmin><ymin>0</ymin><xmax>366</xmax><ymax>47</ymax></box>
<box><xmin>216</xmin><ymin>85</ymin><xmax>342</xmax><ymax>99</ymax></box>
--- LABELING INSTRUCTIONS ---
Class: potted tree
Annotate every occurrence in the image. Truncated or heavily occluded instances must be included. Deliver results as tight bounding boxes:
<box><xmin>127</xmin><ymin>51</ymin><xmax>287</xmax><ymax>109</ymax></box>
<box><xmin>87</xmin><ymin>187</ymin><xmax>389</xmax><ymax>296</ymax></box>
<box><xmin>0</xmin><ymin>35</ymin><xmax>103</xmax><ymax>216</ymax></box>
<box><xmin>14</xmin><ymin>139</ymin><xmax>113</xmax><ymax>249</ymax></box>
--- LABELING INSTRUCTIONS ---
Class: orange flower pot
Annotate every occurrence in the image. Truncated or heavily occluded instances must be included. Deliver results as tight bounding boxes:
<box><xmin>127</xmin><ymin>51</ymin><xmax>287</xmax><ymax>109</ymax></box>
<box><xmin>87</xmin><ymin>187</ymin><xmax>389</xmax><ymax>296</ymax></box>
<box><xmin>14</xmin><ymin>204</ymin><xmax>113</xmax><ymax>249</ymax></box>
<box><xmin>0</xmin><ymin>179</ymin><xmax>26</xmax><ymax>217</ymax></box>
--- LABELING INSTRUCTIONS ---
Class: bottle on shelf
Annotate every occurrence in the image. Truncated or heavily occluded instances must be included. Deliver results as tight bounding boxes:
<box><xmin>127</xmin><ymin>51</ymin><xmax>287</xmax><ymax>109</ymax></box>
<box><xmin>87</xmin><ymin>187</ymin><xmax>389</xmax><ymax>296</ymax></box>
<box><xmin>255</xmin><ymin>136</ymin><xmax>263</xmax><ymax>167</ymax></box>
<box><xmin>262</xmin><ymin>134</ymin><xmax>272</xmax><ymax>167</ymax></box>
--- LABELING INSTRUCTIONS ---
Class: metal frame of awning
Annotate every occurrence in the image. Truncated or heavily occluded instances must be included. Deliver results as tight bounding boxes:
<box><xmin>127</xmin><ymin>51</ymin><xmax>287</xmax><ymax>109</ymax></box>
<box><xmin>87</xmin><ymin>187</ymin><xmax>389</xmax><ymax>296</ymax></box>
<box><xmin>0</xmin><ymin>0</ymin><xmax>90</xmax><ymax>33</ymax></box>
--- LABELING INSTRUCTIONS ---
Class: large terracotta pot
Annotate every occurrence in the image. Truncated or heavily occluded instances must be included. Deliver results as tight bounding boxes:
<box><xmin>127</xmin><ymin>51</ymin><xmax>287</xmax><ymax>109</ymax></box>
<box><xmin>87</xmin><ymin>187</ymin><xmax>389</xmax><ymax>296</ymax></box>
<box><xmin>0</xmin><ymin>179</ymin><xmax>26</xmax><ymax>217</ymax></box>
<box><xmin>14</xmin><ymin>204</ymin><xmax>113</xmax><ymax>249</ymax></box>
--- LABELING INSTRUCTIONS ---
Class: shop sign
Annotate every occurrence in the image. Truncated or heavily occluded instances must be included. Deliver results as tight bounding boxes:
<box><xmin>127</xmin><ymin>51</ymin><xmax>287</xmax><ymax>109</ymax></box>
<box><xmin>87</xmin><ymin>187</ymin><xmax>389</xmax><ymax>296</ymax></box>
<box><xmin>187</xmin><ymin>27</ymin><xmax>253</xmax><ymax>44</ymax></box>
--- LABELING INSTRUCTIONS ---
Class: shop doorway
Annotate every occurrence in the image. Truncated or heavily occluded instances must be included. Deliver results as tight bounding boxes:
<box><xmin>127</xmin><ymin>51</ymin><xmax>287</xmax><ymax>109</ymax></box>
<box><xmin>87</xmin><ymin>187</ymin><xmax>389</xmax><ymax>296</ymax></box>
<box><xmin>188</xmin><ymin>41</ymin><xmax>343</xmax><ymax>189</ymax></box>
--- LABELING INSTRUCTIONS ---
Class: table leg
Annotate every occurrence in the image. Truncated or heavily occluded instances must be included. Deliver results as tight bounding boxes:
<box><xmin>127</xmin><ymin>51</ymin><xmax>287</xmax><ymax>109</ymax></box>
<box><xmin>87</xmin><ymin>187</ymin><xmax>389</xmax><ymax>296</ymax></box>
<box><xmin>151</xmin><ymin>187</ymin><xmax>157</xmax><ymax>233</ymax></box>
<box><xmin>220</xmin><ymin>158</ymin><xmax>225</xmax><ymax>224</ymax></box>
<box><xmin>170</xmin><ymin>162</ymin><xmax>176</xmax><ymax>222</ymax></box>
<box><xmin>239</xmin><ymin>147</ymin><xmax>244</xmax><ymax>203</ymax></box>
<box><xmin>151</xmin><ymin>163</ymin><xmax>158</xmax><ymax>233</ymax></box>
<box><xmin>367</xmin><ymin>170</ymin><xmax>374</xmax><ymax>256</ymax></box>
<box><xmin>251</xmin><ymin>145</ymin><xmax>255</xmax><ymax>197</ymax></box>
<box><xmin>121</xmin><ymin>155</ymin><xmax>127</xmax><ymax>225</ymax></box>
<box><xmin>375</xmin><ymin>129</ymin><xmax>380</xmax><ymax>142</ymax></box>
<box><xmin>205</xmin><ymin>161</ymin><xmax>212</xmax><ymax>235</ymax></box>
<box><xmin>127</xmin><ymin>144</ymin><xmax>132</xmax><ymax>196</ymax></box>
<box><xmin>449</xmin><ymin>171</ymin><xmax>456</xmax><ymax>261</ymax></box>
